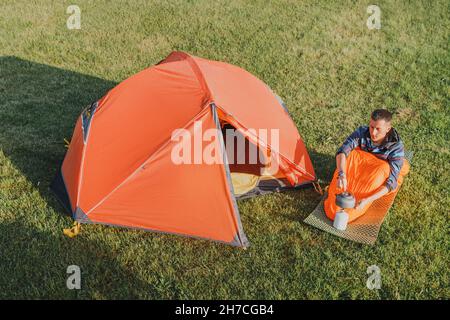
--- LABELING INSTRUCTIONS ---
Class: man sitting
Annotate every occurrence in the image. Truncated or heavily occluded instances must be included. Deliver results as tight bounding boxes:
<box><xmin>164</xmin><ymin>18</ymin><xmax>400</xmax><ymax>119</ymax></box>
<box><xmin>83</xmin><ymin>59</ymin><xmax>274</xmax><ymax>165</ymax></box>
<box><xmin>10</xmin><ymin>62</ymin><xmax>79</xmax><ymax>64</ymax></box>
<box><xmin>324</xmin><ymin>109</ymin><xmax>410</xmax><ymax>222</ymax></box>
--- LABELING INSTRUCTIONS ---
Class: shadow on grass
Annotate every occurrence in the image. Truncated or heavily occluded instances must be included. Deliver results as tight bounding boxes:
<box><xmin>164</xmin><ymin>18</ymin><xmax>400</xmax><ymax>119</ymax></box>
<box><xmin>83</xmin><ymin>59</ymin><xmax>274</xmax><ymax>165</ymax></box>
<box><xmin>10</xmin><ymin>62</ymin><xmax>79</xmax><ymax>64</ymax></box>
<box><xmin>0</xmin><ymin>56</ymin><xmax>116</xmax><ymax>213</ymax></box>
<box><xmin>296</xmin><ymin>149</ymin><xmax>335</xmax><ymax>215</ymax></box>
<box><xmin>0</xmin><ymin>218</ymin><xmax>153</xmax><ymax>299</ymax></box>
<box><xmin>308</xmin><ymin>149</ymin><xmax>335</xmax><ymax>184</ymax></box>
<box><xmin>0</xmin><ymin>57</ymin><xmax>155</xmax><ymax>298</ymax></box>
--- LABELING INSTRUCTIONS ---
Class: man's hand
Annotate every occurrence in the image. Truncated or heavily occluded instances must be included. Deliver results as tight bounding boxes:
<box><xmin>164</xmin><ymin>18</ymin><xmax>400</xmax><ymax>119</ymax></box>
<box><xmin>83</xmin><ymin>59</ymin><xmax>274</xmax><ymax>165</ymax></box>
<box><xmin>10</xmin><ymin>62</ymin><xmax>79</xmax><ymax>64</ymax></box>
<box><xmin>355</xmin><ymin>198</ymin><xmax>370</xmax><ymax>211</ymax></box>
<box><xmin>354</xmin><ymin>186</ymin><xmax>389</xmax><ymax>211</ymax></box>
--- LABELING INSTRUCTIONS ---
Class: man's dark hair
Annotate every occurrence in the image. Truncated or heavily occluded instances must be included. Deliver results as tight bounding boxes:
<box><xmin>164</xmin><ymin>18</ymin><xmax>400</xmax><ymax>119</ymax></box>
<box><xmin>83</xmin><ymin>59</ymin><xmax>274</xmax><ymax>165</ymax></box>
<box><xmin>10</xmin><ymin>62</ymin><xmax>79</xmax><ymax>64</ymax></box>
<box><xmin>371</xmin><ymin>109</ymin><xmax>392</xmax><ymax>122</ymax></box>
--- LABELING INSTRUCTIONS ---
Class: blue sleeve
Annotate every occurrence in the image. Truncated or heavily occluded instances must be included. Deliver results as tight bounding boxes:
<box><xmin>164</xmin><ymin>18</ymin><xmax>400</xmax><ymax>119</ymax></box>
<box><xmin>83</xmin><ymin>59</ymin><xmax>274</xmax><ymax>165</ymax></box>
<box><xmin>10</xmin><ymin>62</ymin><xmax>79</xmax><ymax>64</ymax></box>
<box><xmin>336</xmin><ymin>127</ymin><xmax>364</xmax><ymax>157</ymax></box>
<box><xmin>385</xmin><ymin>143</ymin><xmax>405</xmax><ymax>191</ymax></box>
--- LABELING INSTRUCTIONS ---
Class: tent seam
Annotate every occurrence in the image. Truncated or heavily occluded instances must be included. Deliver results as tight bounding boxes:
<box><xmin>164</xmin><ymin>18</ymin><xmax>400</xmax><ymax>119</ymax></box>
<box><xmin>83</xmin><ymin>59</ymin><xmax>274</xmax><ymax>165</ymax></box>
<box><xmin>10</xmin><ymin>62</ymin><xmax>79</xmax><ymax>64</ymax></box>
<box><xmin>76</xmin><ymin>102</ymin><xmax>98</xmax><ymax>210</ymax></box>
<box><xmin>179</xmin><ymin>52</ymin><xmax>213</xmax><ymax>103</ymax></box>
<box><xmin>211</xmin><ymin>103</ymin><xmax>249</xmax><ymax>248</ymax></box>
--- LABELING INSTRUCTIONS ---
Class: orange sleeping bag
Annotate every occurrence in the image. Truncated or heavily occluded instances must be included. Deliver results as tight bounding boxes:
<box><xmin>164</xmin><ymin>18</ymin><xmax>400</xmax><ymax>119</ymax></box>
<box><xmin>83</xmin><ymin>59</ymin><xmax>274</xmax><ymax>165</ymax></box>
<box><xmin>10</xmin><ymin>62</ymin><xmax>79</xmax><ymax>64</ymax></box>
<box><xmin>324</xmin><ymin>148</ymin><xmax>410</xmax><ymax>223</ymax></box>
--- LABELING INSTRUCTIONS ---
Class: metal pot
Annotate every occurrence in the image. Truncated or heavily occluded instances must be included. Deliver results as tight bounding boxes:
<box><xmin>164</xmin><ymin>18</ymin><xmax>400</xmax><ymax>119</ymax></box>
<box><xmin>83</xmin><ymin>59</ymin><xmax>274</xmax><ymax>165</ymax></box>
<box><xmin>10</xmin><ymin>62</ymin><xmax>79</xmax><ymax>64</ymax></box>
<box><xmin>335</xmin><ymin>192</ymin><xmax>356</xmax><ymax>209</ymax></box>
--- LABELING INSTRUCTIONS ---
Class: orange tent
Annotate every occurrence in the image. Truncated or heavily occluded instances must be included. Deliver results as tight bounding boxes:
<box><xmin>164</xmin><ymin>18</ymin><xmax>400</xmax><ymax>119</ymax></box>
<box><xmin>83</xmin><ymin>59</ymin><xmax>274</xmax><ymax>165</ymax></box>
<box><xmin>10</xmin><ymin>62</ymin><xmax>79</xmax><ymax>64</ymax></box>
<box><xmin>51</xmin><ymin>51</ymin><xmax>316</xmax><ymax>247</ymax></box>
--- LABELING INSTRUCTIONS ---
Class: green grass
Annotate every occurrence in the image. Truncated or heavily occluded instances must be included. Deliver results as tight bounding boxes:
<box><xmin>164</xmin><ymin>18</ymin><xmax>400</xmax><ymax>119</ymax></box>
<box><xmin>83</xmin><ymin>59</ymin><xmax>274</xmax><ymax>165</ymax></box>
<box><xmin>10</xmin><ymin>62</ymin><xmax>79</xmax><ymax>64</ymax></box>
<box><xmin>0</xmin><ymin>0</ymin><xmax>449</xmax><ymax>299</ymax></box>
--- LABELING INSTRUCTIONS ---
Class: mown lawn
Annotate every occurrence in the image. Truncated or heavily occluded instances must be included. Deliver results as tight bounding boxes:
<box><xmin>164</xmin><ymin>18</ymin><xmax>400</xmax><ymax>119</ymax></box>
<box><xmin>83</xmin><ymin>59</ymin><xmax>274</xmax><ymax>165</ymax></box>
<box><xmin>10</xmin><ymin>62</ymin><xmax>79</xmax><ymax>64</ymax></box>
<box><xmin>0</xmin><ymin>0</ymin><xmax>448</xmax><ymax>299</ymax></box>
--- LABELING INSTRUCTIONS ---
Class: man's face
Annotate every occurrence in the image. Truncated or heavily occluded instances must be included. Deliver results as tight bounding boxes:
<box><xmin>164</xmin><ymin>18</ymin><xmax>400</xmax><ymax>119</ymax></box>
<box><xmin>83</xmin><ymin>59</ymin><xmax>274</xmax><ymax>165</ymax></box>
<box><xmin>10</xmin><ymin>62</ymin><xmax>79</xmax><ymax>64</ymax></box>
<box><xmin>369</xmin><ymin>119</ymin><xmax>391</xmax><ymax>144</ymax></box>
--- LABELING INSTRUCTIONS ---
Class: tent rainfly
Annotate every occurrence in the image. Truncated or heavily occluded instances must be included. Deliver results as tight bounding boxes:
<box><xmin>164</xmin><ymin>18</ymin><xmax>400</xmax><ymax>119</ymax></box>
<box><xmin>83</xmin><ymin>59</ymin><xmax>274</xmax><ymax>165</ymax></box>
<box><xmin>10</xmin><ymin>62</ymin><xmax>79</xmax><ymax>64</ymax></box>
<box><xmin>51</xmin><ymin>51</ymin><xmax>316</xmax><ymax>247</ymax></box>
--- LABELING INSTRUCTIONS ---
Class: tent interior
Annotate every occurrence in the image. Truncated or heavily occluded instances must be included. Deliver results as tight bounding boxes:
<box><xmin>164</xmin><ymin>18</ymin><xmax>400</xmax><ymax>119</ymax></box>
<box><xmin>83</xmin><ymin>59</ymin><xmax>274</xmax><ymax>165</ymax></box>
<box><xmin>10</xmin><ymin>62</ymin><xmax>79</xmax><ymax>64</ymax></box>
<box><xmin>220</xmin><ymin>122</ymin><xmax>292</xmax><ymax>198</ymax></box>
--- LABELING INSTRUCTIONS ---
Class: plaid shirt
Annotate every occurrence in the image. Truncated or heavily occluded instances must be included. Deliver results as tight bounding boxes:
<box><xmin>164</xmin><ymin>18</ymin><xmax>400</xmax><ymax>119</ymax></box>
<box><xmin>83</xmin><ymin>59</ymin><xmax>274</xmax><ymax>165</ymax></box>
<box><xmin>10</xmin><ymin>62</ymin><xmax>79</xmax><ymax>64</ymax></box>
<box><xmin>336</xmin><ymin>126</ymin><xmax>405</xmax><ymax>191</ymax></box>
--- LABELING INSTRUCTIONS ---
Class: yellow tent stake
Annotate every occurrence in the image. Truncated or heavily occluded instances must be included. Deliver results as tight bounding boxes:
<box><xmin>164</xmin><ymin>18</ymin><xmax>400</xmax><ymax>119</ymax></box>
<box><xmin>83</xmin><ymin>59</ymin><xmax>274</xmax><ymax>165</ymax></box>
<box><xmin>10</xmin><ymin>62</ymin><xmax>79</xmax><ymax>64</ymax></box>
<box><xmin>63</xmin><ymin>221</ymin><xmax>81</xmax><ymax>238</ymax></box>
<box><xmin>64</xmin><ymin>138</ymin><xmax>70</xmax><ymax>148</ymax></box>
